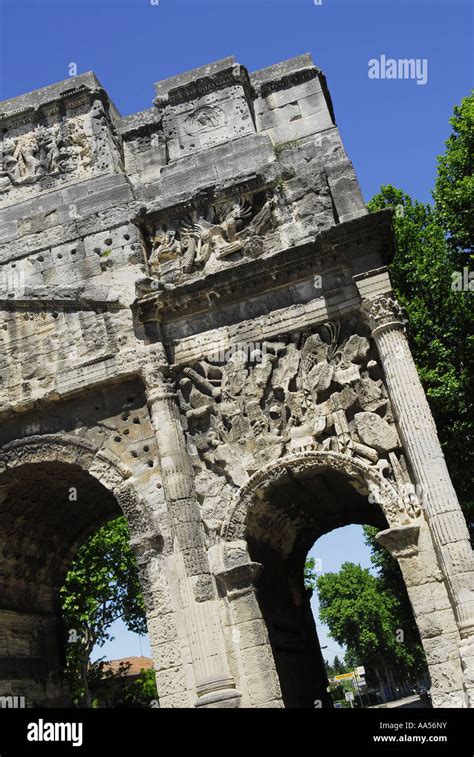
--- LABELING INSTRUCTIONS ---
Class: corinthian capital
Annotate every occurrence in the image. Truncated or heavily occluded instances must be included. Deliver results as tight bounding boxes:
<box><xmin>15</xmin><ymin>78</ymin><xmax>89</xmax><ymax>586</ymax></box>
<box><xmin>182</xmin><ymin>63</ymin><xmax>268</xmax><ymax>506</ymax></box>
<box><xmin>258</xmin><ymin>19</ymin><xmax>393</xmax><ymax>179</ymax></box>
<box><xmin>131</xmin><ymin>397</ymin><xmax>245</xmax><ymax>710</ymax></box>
<box><xmin>361</xmin><ymin>294</ymin><xmax>406</xmax><ymax>334</ymax></box>
<box><xmin>139</xmin><ymin>344</ymin><xmax>173</xmax><ymax>393</ymax></box>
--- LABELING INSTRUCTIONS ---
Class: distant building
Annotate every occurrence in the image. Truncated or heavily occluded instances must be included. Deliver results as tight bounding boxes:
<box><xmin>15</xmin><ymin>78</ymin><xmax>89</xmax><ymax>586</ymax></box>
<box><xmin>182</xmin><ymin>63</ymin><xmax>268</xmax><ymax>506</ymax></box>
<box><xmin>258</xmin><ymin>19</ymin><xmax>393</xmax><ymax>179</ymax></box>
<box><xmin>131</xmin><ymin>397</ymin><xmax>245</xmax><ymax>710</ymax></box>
<box><xmin>102</xmin><ymin>656</ymin><xmax>154</xmax><ymax>682</ymax></box>
<box><xmin>95</xmin><ymin>656</ymin><xmax>155</xmax><ymax>708</ymax></box>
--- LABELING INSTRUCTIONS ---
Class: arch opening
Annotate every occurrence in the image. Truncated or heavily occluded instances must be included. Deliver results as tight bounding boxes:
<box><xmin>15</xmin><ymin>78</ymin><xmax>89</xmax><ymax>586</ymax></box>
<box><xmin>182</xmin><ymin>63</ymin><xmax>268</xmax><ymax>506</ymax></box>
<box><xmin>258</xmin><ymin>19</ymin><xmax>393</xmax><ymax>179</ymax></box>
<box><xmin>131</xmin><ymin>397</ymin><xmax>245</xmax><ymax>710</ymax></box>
<box><xmin>223</xmin><ymin>452</ymin><xmax>430</xmax><ymax>707</ymax></box>
<box><xmin>244</xmin><ymin>460</ymin><xmax>389</xmax><ymax>708</ymax></box>
<box><xmin>0</xmin><ymin>458</ymin><xmax>147</xmax><ymax>707</ymax></box>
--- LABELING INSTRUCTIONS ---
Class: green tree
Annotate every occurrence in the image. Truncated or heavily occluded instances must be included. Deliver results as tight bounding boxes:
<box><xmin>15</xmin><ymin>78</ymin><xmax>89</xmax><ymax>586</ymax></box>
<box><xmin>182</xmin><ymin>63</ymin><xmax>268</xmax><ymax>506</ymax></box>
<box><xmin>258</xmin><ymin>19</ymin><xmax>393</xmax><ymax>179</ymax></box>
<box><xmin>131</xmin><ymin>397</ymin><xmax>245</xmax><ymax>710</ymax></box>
<box><xmin>363</xmin><ymin>526</ymin><xmax>427</xmax><ymax>667</ymax></box>
<box><xmin>90</xmin><ymin>663</ymin><xmax>158</xmax><ymax>708</ymax></box>
<box><xmin>317</xmin><ymin>563</ymin><xmax>424</xmax><ymax>695</ymax></box>
<box><xmin>130</xmin><ymin>667</ymin><xmax>160</xmax><ymax>707</ymax></box>
<box><xmin>332</xmin><ymin>655</ymin><xmax>345</xmax><ymax>675</ymax></box>
<box><xmin>433</xmin><ymin>93</ymin><xmax>474</xmax><ymax>258</ymax></box>
<box><xmin>60</xmin><ymin>516</ymin><xmax>147</xmax><ymax>707</ymax></box>
<box><xmin>304</xmin><ymin>557</ymin><xmax>318</xmax><ymax>590</ymax></box>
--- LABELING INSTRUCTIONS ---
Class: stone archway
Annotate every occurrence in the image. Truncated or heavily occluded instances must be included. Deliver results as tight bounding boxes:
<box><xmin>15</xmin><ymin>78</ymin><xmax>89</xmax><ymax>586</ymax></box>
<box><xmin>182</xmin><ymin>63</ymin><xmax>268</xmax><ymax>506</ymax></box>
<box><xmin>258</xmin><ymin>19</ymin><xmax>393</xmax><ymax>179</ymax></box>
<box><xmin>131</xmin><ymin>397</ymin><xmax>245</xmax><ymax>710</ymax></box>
<box><xmin>0</xmin><ymin>434</ymin><xmax>156</xmax><ymax>707</ymax></box>
<box><xmin>0</xmin><ymin>434</ymin><xmax>132</xmax><ymax>496</ymax></box>
<box><xmin>222</xmin><ymin>451</ymin><xmax>421</xmax><ymax>540</ymax></box>
<box><xmin>216</xmin><ymin>452</ymin><xmax>464</xmax><ymax>708</ymax></box>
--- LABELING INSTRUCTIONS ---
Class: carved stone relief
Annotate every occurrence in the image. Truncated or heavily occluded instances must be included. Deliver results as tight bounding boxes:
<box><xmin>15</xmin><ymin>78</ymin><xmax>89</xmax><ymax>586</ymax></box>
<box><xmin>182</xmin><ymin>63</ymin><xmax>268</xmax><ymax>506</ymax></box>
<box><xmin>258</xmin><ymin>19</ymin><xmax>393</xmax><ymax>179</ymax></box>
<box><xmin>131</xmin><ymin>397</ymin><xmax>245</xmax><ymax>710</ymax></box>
<box><xmin>176</xmin><ymin>321</ymin><xmax>422</xmax><ymax>534</ymax></box>
<box><xmin>184</xmin><ymin>105</ymin><xmax>226</xmax><ymax>135</ymax></box>
<box><xmin>362</xmin><ymin>294</ymin><xmax>406</xmax><ymax>331</ymax></box>
<box><xmin>0</xmin><ymin>98</ymin><xmax>124</xmax><ymax>206</ymax></box>
<box><xmin>0</xmin><ymin>117</ymin><xmax>91</xmax><ymax>197</ymax></box>
<box><xmin>142</xmin><ymin>190</ymin><xmax>276</xmax><ymax>287</ymax></box>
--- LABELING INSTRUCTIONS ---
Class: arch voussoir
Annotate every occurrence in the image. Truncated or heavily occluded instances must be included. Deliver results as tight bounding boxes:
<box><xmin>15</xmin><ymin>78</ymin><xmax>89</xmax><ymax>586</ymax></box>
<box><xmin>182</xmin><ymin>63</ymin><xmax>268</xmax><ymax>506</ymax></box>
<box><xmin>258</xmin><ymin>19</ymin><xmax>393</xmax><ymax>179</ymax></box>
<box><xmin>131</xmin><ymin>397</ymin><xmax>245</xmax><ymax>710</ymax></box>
<box><xmin>0</xmin><ymin>434</ymin><xmax>133</xmax><ymax>491</ymax></box>
<box><xmin>221</xmin><ymin>450</ymin><xmax>416</xmax><ymax>542</ymax></box>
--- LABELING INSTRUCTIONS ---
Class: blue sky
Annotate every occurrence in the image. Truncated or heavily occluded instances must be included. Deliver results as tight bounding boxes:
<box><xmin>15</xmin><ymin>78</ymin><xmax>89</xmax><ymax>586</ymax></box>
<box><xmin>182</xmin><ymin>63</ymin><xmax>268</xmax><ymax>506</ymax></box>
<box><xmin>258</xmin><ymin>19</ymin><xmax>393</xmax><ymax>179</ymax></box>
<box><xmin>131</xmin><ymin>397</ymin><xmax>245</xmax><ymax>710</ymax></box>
<box><xmin>1</xmin><ymin>0</ymin><xmax>472</xmax><ymax>204</ymax></box>
<box><xmin>1</xmin><ymin>0</ymin><xmax>471</xmax><ymax>663</ymax></box>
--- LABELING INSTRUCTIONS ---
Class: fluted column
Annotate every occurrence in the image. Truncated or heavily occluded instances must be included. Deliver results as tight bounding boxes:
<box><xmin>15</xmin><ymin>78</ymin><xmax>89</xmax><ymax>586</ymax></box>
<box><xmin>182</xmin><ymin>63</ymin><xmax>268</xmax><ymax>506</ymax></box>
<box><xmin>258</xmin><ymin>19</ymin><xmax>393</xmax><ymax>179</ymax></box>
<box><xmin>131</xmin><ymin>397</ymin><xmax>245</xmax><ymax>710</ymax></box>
<box><xmin>140</xmin><ymin>348</ymin><xmax>241</xmax><ymax>707</ymax></box>
<box><xmin>361</xmin><ymin>294</ymin><xmax>474</xmax><ymax>704</ymax></box>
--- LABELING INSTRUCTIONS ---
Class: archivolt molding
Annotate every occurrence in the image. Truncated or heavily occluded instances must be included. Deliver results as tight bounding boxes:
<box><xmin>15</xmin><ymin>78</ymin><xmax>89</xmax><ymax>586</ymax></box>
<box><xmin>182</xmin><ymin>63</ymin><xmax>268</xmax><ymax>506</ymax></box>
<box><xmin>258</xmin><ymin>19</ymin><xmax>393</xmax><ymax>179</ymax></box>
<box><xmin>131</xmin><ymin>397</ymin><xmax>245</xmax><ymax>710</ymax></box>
<box><xmin>0</xmin><ymin>434</ymin><xmax>132</xmax><ymax>489</ymax></box>
<box><xmin>0</xmin><ymin>434</ymin><xmax>163</xmax><ymax>551</ymax></box>
<box><xmin>221</xmin><ymin>450</ymin><xmax>420</xmax><ymax>542</ymax></box>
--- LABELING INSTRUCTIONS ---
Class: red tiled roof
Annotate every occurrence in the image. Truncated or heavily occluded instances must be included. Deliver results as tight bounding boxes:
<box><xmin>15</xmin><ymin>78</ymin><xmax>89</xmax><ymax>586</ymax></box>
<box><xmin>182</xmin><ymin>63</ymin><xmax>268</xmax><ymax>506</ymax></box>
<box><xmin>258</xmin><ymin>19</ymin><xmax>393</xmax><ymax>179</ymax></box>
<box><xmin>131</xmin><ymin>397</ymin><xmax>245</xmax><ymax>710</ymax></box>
<box><xmin>102</xmin><ymin>656</ymin><xmax>154</xmax><ymax>676</ymax></box>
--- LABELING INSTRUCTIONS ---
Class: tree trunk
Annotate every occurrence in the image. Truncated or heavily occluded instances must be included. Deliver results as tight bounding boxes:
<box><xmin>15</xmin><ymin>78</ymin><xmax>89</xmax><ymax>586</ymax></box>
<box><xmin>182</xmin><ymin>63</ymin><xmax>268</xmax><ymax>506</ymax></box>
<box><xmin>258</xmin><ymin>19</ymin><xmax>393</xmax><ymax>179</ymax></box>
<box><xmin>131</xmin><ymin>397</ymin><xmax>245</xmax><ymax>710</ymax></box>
<box><xmin>80</xmin><ymin>656</ymin><xmax>92</xmax><ymax>708</ymax></box>
<box><xmin>375</xmin><ymin>667</ymin><xmax>387</xmax><ymax>703</ymax></box>
<box><xmin>384</xmin><ymin>665</ymin><xmax>395</xmax><ymax>699</ymax></box>
<box><xmin>387</xmin><ymin>667</ymin><xmax>399</xmax><ymax>700</ymax></box>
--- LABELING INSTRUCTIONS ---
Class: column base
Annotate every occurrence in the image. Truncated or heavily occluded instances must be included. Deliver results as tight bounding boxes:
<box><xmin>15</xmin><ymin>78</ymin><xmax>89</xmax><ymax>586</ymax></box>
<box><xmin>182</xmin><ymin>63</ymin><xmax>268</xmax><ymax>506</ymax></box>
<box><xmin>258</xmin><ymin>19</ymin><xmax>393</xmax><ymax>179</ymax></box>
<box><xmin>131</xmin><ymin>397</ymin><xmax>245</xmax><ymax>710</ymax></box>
<box><xmin>194</xmin><ymin>675</ymin><xmax>242</xmax><ymax>708</ymax></box>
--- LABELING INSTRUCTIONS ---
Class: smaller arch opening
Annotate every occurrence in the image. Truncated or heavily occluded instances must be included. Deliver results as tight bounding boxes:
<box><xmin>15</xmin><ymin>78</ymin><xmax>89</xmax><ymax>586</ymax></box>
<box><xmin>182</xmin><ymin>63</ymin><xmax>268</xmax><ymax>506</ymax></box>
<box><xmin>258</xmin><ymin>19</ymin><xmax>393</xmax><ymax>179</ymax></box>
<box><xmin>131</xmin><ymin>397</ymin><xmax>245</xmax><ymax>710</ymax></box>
<box><xmin>0</xmin><ymin>457</ymin><xmax>154</xmax><ymax>708</ymax></box>
<box><xmin>245</xmin><ymin>461</ymin><xmax>387</xmax><ymax>708</ymax></box>
<box><xmin>308</xmin><ymin>524</ymin><xmax>429</xmax><ymax>708</ymax></box>
<box><xmin>60</xmin><ymin>515</ymin><xmax>157</xmax><ymax>709</ymax></box>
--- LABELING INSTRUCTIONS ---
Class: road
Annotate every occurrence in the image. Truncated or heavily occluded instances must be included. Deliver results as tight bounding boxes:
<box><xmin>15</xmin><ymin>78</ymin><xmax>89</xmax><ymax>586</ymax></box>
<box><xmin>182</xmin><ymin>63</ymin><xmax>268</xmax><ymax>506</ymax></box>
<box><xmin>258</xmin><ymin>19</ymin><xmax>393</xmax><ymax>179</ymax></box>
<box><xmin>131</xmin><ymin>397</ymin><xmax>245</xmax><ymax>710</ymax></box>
<box><xmin>370</xmin><ymin>694</ymin><xmax>427</xmax><ymax>709</ymax></box>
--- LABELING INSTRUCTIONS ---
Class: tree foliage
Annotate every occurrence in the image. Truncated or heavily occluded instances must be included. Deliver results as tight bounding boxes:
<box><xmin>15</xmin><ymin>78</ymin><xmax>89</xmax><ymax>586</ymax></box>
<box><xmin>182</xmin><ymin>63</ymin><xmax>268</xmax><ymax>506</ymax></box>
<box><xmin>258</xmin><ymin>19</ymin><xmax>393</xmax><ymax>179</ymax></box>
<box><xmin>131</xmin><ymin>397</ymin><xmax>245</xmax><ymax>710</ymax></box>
<box><xmin>433</xmin><ymin>92</ymin><xmax>474</xmax><ymax>258</ymax></box>
<box><xmin>304</xmin><ymin>557</ymin><xmax>318</xmax><ymax>590</ymax></box>
<box><xmin>90</xmin><ymin>663</ymin><xmax>158</xmax><ymax>708</ymax></box>
<box><xmin>60</xmin><ymin>516</ymin><xmax>147</xmax><ymax>706</ymax></box>
<box><xmin>364</xmin><ymin>525</ymin><xmax>427</xmax><ymax>660</ymax></box>
<box><xmin>317</xmin><ymin>563</ymin><xmax>425</xmax><ymax>687</ymax></box>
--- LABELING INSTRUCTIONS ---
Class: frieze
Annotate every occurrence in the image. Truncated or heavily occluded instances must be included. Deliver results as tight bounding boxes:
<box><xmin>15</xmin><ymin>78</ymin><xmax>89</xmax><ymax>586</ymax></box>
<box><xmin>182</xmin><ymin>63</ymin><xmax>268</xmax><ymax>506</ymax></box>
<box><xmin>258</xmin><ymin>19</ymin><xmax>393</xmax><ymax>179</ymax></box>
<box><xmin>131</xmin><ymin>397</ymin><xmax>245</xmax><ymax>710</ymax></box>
<box><xmin>140</xmin><ymin>189</ymin><xmax>276</xmax><ymax>289</ymax></box>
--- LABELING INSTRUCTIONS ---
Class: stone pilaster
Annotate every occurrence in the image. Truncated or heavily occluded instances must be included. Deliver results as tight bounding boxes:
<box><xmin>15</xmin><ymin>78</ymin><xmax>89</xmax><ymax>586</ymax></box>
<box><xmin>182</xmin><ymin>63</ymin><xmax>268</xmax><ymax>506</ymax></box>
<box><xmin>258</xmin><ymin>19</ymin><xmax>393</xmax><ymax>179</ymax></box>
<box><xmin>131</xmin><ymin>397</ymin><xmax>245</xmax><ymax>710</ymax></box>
<box><xmin>377</xmin><ymin>522</ymin><xmax>465</xmax><ymax>707</ymax></box>
<box><xmin>215</xmin><ymin>561</ymin><xmax>283</xmax><ymax>708</ymax></box>
<box><xmin>361</xmin><ymin>293</ymin><xmax>474</xmax><ymax>705</ymax></box>
<box><xmin>140</xmin><ymin>349</ymin><xmax>241</xmax><ymax>707</ymax></box>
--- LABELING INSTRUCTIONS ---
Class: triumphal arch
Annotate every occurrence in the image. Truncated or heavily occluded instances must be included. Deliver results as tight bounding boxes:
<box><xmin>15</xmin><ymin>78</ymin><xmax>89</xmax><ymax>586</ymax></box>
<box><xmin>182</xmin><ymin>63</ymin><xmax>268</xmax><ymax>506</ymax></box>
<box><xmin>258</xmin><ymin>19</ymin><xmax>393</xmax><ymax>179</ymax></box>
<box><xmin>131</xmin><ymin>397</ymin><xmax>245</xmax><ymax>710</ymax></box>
<box><xmin>0</xmin><ymin>55</ymin><xmax>472</xmax><ymax>708</ymax></box>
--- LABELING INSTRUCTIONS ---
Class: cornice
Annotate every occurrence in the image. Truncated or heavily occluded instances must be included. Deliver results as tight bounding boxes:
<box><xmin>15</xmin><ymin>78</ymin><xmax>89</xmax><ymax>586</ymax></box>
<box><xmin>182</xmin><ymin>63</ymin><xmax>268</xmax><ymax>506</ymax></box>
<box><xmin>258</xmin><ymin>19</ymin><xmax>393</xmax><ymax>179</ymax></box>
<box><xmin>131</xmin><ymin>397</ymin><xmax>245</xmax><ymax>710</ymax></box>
<box><xmin>136</xmin><ymin>210</ymin><xmax>393</xmax><ymax>324</ymax></box>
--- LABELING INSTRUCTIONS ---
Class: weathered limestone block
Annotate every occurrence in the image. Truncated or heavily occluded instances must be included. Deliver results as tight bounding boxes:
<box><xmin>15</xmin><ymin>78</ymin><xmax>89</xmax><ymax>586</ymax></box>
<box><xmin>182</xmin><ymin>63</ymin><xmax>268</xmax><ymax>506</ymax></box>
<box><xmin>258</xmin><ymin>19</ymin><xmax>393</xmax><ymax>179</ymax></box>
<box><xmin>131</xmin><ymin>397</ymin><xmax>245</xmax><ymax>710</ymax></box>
<box><xmin>355</xmin><ymin>411</ymin><xmax>400</xmax><ymax>452</ymax></box>
<box><xmin>423</xmin><ymin>632</ymin><xmax>464</xmax><ymax>667</ymax></box>
<box><xmin>151</xmin><ymin>641</ymin><xmax>183</xmax><ymax>672</ymax></box>
<box><xmin>429</xmin><ymin>660</ymin><xmax>464</xmax><ymax>693</ymax></box>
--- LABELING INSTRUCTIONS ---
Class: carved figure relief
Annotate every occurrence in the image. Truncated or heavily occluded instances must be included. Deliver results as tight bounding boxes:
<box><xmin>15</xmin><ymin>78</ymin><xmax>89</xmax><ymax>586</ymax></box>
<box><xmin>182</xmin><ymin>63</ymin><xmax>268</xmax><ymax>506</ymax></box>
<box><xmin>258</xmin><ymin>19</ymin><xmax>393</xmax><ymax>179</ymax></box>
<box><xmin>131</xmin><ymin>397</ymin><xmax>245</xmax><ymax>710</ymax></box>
<box><xmin>184</xmin><ymin>105</ymin><xmax>226</xmax><ymax>135</ymax></box>
<box><xmin>0</xmin><ymin>119</ymin><xmax>91</xmax><ymax>195</ymax></box>
<box><xmin>145</xmin><ymin>190</ymin><xmax>276</xmax><ymax>286</ymax></box>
